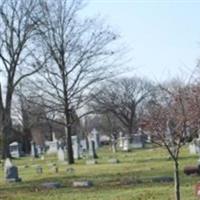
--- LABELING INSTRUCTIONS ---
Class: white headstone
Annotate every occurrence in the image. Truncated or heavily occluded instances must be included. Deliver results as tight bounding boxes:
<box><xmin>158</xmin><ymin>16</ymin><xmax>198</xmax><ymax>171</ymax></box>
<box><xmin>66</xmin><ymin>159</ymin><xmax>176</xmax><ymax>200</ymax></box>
<box><xmin>9</xmin><ymin>142</ymin><xmax>21</xmax><ymax>158</ymax></box>
<box><xmin>57</xmin><ymin>148</ymin><xmax>66</xmax><ymax>162</ymax></box>
<box><xmin>90</xmin><ymin>129</ymin><xmax>100</xmax><ymax>149</ymax></box>
<box><xmin>123</xmin><ymin>136</ymin><xmax>130</xmax><ymax>151</ymax></box>
<box><xmin>46</xmin><ymin>141</ymin><xmax>58</xmax><ymax>155</ymax></box>
<box><xmin>52</xmin><ymin>132</ymin><xmax>57</xmax><ymax>142</ymax></box>
<box><xmin>72</xmin><ymin>136</ymin><xmax>80</xmax><ymax>159</ymax></box>
<box><xmin>119</xmin><ymin>132</ymin><xmax>124</xmax><ymax>148</ymax></box>
<box><xmin>80</xmin><ymin>139</ymin><xmax>87</xmax><ymax>151</ymax></box>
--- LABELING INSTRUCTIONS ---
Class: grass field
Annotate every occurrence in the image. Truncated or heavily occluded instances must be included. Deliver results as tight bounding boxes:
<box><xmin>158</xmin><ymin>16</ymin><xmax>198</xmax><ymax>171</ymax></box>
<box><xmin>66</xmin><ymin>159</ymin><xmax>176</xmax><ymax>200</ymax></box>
<box><xmin>0</xmin><ymin>146</ymin><xmax>199</xmax><ymax>200</ymax></box>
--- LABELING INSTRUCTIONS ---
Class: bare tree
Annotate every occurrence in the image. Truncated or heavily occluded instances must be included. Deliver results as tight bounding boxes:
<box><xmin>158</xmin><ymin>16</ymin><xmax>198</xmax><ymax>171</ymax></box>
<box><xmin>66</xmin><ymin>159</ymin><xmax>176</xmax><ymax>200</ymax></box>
<box><xmin>91</xmin><ymin>77</ymin><xmax>153</xmax><ymax>135</ymax></box>
<box><xmin>142</xmin><ymin>84</ymin><xmax>197</xmax><ymax>200</ymax></box>
<box><xmin>34</xmin><ymin>0</ymin><xmax>120</xmax><ymax>164</ymax></box>
<box><xmin>0</xmin><ymin>0</ymin><xmax>42</xmax><ymax>159</ymax></box>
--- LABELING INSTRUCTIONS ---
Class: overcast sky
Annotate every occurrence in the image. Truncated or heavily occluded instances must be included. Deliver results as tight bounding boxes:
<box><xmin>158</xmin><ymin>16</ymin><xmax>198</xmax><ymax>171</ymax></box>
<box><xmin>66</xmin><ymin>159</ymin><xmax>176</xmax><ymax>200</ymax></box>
<box><xmin>84</xmin><ymin>0</ymin><xmax>200</xmax><ymax>81</ymax></box>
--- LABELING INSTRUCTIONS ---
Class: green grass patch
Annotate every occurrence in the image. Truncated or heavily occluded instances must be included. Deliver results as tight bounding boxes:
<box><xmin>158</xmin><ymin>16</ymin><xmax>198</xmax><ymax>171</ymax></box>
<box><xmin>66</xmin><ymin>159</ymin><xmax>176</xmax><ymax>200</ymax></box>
<box><xmin>0</xmin><ymin>146</ymin><xmax>199</xmax><ymax>200</ymax></box>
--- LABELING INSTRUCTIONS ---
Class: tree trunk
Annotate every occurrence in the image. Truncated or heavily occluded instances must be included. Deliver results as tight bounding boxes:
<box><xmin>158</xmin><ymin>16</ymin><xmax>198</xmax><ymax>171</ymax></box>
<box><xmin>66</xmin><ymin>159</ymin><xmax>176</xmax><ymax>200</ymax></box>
<box><xmin>1</xmin><ymin>119</ymin><xmax>11</xmax><ymax>159</ymax></box>
<box><xmin>65</xmin><ymin>110</ymin><xmax>74</xmax><ymax>164</ymax></box>
<box><xmin>174</xmin><ymin>160</ymin><xmax>180</xmax><ymax>200</ymax></box>
<box><xmin>22</xmin><ymin>128</ymin><xmax>32</xmax><ymax>154</ymax></box>
<box><xmin>1</xmin><ymin>83</ymin><xmax>13</xmax><ymax>159</ymax></box>
<box><xmin>66</xmin><ymin>125</ymin><xmax>74</xmax><ymax>164</ymax></box>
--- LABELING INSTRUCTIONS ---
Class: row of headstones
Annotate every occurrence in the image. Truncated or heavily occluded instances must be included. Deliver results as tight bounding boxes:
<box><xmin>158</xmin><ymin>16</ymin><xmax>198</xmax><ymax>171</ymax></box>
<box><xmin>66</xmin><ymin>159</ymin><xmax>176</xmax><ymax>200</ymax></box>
<box><xmin>3</xmin><ymin>155</ymin><xmax>119</xmax><ymax>183</ymax></box>
<box><xmin>9</xmin><ymin>129</ymin><xmax>100</xmax><ymax>159</ymax></box>
<box><xmin>57</xmin><ymin>136</ymin><xmax>98</xmax><ymax>162</ymax></box>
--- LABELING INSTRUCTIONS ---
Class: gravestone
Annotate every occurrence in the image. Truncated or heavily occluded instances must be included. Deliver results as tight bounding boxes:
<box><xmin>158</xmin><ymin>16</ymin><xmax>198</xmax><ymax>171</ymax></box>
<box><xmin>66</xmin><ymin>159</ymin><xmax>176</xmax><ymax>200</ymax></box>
<box><xmin>36</xmin><ymin>145</ymin><xmax>44</xmax><ymax>156</ymax></box>
<box><xmin>45</xmin><ymin>132</ymin><xmax>59</xmax><ymax>155</ymax></box>
<box><xmin>111</xmin><ymin>133</ymin><xmax>117</xmax><ymax>153</ymax></box>
<box><xmin>72</xmin><ymin>136</ymin><xmax>80</xmax><ymax>159</ymax></box>
<box><xmin>91</xmin><ymin>129</ymin><xmax>100</xmax><ymax>149</ymax></box>
<box><xmin>189</xmin><ymin>139</ymin><xmax>200</xmax><ymax>154</ymax></box>
<box><xmin>119</xmin><ymin>132</ymin><xmax>124</xmax><ymax>148</ymax></box>
<box><xmin>147</xmin><ymin>135</ymin><xmax>152</xmax><ymax>143</ymax></box>
<box><xmin>57</xmin><ymin>147</ymin><xmax>66</xmax><ymax>162</ymax></box>
<box><xmin>80</xmin><ymin>139</ymin><xmax>87</xmax><ymax>151</ymax></box>
<box><xmin>123</xmin><ymin>136</ymin><xmax>130</xmax><ymax>151</ymax></box>
<box><xmin>4</xmin><ymin>159</ymin><xmax>21</xmax><ymax>182</ymax></box>
<box><xmin>80</xmin><ymin>139</ymin><xmax>87</xmax><ymax>158</ymax></box>
<box><xmin>31</xmin><ymin>141</ymin><xmax>38</xmax><ymax>158</ymax></box>
<box><xmin>9</xmin><ymin>142</ymin><xmax>22</xmax><ymax>158</ymax></box>
<box><xmin>73</xmin><ymin>180</ymin><xmax>93</xmax><ymax>188</ymax></box>
<box><xmin>131</xmin><ymin>134</ymin><xmax>145</xmax><ymax>149</ymax></box>
<box><xmin>89</xmin><ymin>140</ymin><xmax>98</xmax><ymax>159</ymax></box>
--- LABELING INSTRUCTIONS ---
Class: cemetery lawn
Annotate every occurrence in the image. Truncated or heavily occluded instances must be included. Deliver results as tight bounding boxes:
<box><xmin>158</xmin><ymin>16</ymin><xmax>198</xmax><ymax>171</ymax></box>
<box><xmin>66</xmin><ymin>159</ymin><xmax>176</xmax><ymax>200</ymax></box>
<box><xmin>0</xmin><ymin>146</ymin><xmax>199</xmax><ymax>200</ymax></box>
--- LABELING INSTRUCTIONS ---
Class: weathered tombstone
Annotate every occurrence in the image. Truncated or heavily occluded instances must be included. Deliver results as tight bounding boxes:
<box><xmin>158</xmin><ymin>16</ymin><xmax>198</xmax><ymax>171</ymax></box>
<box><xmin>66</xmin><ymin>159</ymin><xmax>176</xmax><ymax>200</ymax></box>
<box><xmin>36</xmin><ymin>145</ymin><xmax>43</xmax><ymax>156</ymax></box>
<box><xmin>91</xmin><ymin>128</ymin><xmax>100</xmax><ymax>149</ymax></box>
<box><xmin>31</xmin><ymin>141</ymin><xmax>38</xmax><ymax>158</ymax></box>
<box><xmin>123</xmin><ymin>136</ymin><xmax>130</xmax><ymax>151</ymax></box>
<box><xmin>89</xmin><ymin>140</ymin><xmax>98</xmax><ymax>159</ymax></box>
<box><xmin>5</xmin><ymin>166</ymin><xmax>21</xmax><ymax>182</ymax></box>
<box><xmin>111</xmin><ymin>133</ymin><xmax>117</xmax><ymax>153</ymax></box>
<box><xmin>99</xmin><ymin>134</ymin><xmax>110</xmax><ymax>145</ymax></box>
<box><xmin>73</xmin><ymin>180</ymin><xmax>93</xmax><ymax>188</ymax></box>
<box><xmin>72</xmin><ymin>136</ymin><xmax>80</xmax><ymax>159</ymax></box>
<box><xmin>147</xmin><ymin>135</ymin><xmax>152</xmax><ymax>143</ymax></box>
<box><xmin>119</xmin><ymin>132</ymin><xmax>124</xmax><ymax>148</ymax></box>
<box><xmin>131</xmin><ymin>134</ymin><xmax>145</xmax><ymax>149</ymax></box>
<box><xmin>9</xmin><ymin>142</ymin><xmax>22</xmax><ymax>158</ymax></box>
<box><xmin>80</xmin><ymin>139</ymin><xmax>87</xmax><ymax>158</ymax></box>
<box><xmin>80</xmin><ymin>139</ymin><xmax>87</xmax><ymax>151</ymax></box>
<box><xmin>45</xmin><ymin>132</ymin><xmax>59</xmax><ymax>155</ymax></box>
<box><xmin>4</xmin><ymin>160</ymin><xmax>21</xmax><ymax>182</ymax></box>
<box><xmin>189</xmin><ymin>143</ymin><xmax>197</xmax><ymax>154</ymax></box>
<box><xmin>36</xmin><ymin>166</ymin><xmax>43</xmax><ymax>174</ymax></box>
<box><xmin>189</xmin><ymin>138</ymin><xmax>200</xmax><ymax>154</ymax></box>
<box><xmin>57</xmin><ymin>147</ymin><xmax>66</xmax><ymax>162</ymax></box>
